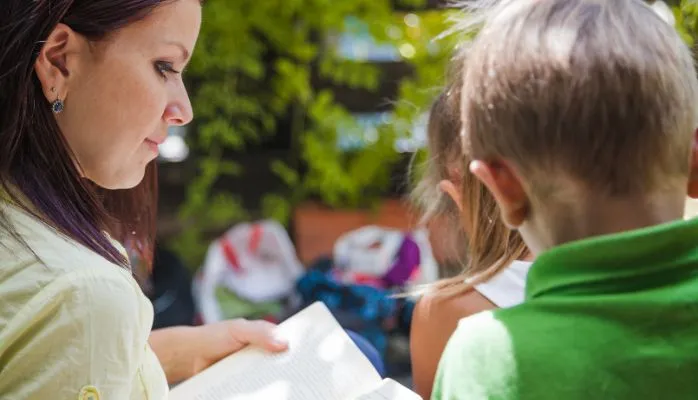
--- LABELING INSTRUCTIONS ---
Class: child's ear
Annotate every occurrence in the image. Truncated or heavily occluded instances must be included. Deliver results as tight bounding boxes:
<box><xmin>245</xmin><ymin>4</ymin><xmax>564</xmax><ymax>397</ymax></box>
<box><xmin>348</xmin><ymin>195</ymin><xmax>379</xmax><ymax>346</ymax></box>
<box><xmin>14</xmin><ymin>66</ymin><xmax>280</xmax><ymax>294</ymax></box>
<box><xmin>688</xmin><ymin>128</ymin><xmax>698</xmax><ymax>199</ymax></box>
<box><xmin>470</xmin><ymin>159</ymin><xmax>529</xmax><ymax>228</ymax></box>
<box><xmin>438</xmin><ymin>180</ymin><xmax>463</xmax><ymax>212</ymax></box>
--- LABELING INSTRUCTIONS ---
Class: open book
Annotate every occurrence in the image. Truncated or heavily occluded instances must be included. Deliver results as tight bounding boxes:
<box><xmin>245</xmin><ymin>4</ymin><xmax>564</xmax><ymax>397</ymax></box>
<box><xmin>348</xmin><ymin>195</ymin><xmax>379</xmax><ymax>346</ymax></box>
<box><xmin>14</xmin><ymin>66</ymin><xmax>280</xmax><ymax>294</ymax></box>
<box><xmin>169</xmin><ymin>302</ymin><xmax>421</xmax><ymax>400</ymax></box>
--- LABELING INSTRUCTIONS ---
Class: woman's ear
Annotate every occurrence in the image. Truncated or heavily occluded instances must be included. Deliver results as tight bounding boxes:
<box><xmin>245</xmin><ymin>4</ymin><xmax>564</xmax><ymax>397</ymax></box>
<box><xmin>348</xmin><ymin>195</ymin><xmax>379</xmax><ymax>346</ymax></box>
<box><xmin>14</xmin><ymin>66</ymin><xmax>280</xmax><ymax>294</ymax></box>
<box><xmin>33</xmin><ymin>23</ymin><xmax>84</xmax><ymax>106</ymax></box>
<box><xmin>469</xmin><ymin>159</ymin><xmax>529</xmax><ymax>228</ymax></box>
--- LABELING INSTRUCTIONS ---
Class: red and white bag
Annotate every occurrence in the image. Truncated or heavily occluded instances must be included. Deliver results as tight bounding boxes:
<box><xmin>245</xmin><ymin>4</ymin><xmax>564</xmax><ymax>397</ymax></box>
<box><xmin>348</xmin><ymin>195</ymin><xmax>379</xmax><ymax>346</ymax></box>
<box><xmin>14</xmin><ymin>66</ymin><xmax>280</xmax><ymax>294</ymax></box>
<box><xmin>194</xmin><ymin>220</ymin><xmax>303</xmax><ymax>324</ymax></box>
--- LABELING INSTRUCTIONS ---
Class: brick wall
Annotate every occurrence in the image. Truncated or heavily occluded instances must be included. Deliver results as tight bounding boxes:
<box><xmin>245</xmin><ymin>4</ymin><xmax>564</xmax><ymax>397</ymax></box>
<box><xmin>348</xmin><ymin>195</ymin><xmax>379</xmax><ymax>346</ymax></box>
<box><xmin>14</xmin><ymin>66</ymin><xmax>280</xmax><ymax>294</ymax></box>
<box><xmin>292</xmin><ymin>199</ymin><xmax>418</xmax><ymax>265</ymax></box>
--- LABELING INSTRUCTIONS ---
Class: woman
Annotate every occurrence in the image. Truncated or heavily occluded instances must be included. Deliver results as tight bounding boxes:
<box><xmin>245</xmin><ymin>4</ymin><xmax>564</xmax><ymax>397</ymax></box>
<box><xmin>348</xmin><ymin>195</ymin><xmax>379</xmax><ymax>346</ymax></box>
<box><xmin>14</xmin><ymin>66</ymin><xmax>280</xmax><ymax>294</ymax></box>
<box><xmin>409</xmin><ymin>56</ymin><xmax>531</xmax><ymax>400</ymax></box>
<box><xmin>0</xmin><ymin>1</ymin><xmax>286</xmax><ymax>398</ymax></box>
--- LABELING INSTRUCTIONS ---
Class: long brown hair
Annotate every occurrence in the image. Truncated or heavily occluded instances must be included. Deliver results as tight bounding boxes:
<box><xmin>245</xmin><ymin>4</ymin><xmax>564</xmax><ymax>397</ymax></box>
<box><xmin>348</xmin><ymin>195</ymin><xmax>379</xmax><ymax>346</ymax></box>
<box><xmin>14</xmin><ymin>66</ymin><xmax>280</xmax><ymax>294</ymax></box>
<box><xmin>0</xmin><ymin>0</ymin><xmax>169</xmax><ymax>269</ymax></box>
<box><xmin>413</xmin><ymin>51</ymin><xmax>528</xmax><ymax>298</ymax></box>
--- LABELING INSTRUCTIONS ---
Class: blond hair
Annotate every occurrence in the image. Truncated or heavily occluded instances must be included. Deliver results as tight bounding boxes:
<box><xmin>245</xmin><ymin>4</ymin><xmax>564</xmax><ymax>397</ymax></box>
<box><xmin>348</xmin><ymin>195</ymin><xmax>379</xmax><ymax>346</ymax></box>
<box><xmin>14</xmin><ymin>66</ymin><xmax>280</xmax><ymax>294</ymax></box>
<box><xmin>455</xmin><ymin>0</ymin><xmax>698</xmax><ymax>197</ymax></box>
<box><xmin>412</xmin><ymin>49</ymin><xmax>528</xmax><ymax>298</ymax></box>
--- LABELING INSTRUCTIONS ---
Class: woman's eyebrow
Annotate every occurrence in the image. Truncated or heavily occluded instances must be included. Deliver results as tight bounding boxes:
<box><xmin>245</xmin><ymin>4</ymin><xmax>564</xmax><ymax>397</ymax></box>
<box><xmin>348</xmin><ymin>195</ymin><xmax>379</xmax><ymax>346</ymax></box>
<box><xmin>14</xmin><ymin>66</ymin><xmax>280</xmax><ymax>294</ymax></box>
<box><xmin>162</xmin><ymin>40</ymin><xmax>190</xmax><ymax>61</ymax></box>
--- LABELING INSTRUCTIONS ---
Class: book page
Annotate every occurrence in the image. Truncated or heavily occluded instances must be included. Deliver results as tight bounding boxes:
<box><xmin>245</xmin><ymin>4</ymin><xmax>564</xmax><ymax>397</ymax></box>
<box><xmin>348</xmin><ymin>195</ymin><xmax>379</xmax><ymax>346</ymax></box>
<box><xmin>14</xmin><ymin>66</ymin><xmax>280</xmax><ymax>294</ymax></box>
<box><xmin>169</xmin><ymin>302</ymin><xmax>382</xmax><ymax>400</ymax></box>
<box><xmin>355</xmin><ymin>379</ymin><xmax>423</xmax><ymax>400</ymax></box>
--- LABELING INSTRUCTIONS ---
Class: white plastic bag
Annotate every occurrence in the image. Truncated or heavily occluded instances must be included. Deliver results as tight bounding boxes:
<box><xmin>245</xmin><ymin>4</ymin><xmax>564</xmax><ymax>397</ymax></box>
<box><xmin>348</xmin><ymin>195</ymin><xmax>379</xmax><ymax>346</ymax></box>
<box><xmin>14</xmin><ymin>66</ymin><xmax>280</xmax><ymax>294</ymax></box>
<box><xmin>333</xmin><ymin>225</ymin><xmax>404</xmax><ymax>277</ymax></box>
<box><xmin>332</xmin><ymin>225</ymin><xmax>438</xmax><ymax>286</ymax></box>
<box><xmin>194</xmin><ymin>220</ymin><xmax>303</xmax><ymax>324</ymax></box>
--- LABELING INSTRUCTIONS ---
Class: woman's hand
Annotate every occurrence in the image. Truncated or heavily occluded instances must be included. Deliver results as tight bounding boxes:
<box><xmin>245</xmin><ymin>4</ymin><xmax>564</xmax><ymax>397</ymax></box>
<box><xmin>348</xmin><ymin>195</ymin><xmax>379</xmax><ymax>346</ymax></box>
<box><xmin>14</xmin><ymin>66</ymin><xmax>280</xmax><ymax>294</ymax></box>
<box><xmin>191</xmin><ymin>319</ymin><xmax>288</xmax><ymax>374</ymax></box>
<box><xmin>149</xmin><ymin>319</ymin><xmax>289</xmax><ymax>384</ymax></box>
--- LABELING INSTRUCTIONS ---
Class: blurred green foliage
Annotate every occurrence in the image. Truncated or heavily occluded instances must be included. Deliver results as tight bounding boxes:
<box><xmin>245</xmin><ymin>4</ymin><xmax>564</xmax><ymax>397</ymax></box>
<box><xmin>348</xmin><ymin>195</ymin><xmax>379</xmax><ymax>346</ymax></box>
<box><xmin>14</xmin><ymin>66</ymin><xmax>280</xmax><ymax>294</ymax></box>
<box><xmin>675</xmin><ymin>0</ymin><xmax>698</xmax><ymax>44</ymax></box>
<box><xmin>173</xmin><ymin>0</ymin><xmax>458</xmax><ymax>266</ymax></box>
<box><xmin>173</xmin><ymin>0</ymin><xmax>696</xmax><ymax>268</ymax></box>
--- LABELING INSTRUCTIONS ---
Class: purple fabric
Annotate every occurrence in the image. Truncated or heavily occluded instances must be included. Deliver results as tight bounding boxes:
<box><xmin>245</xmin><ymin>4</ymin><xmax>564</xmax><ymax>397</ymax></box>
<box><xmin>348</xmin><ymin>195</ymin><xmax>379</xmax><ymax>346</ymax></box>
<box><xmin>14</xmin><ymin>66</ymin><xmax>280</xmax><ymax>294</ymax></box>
<box><xmin>381</xmin><ymin>234</ymin><xmax>420</xmax><ymax>287</ymax></box>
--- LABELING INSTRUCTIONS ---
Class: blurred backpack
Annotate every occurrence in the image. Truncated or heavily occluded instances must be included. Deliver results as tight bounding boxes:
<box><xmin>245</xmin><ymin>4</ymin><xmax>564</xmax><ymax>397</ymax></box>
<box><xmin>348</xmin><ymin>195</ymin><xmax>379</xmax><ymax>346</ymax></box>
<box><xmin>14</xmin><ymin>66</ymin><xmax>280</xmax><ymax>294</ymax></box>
<box><xmin>332</xmin><ymin>225</ymin><xmax>439</xmax><ymax>288</ymax></box>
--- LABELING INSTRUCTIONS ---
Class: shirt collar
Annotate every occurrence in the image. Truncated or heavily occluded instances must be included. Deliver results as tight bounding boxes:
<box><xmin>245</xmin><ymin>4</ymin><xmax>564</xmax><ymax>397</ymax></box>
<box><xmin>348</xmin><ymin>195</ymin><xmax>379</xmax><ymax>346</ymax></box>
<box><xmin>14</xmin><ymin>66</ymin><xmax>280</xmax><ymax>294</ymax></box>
<box><xmin>526</xmin><ymin>217</ymin><xmax>698</xmax><ymax>299</ymax></box>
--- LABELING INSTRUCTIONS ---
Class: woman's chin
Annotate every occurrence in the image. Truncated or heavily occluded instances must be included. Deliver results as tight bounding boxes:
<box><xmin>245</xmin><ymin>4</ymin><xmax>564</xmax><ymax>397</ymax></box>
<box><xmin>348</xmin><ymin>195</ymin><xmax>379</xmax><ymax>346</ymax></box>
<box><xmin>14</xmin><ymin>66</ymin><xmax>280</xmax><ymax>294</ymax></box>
<box><xmin>87</xmin><ymin>168</ymin><xmax>147</xmax><ymax>191</ymax></box>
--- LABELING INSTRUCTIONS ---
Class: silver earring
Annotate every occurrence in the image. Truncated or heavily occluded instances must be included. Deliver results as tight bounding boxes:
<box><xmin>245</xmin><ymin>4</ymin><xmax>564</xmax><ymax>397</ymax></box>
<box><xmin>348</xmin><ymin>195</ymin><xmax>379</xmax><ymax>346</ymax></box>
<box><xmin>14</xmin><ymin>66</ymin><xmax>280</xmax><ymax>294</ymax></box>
<box><xmin>50</xmin><ymin>87</ymin><xmax>64</xmax><ymax>114</ymax></box>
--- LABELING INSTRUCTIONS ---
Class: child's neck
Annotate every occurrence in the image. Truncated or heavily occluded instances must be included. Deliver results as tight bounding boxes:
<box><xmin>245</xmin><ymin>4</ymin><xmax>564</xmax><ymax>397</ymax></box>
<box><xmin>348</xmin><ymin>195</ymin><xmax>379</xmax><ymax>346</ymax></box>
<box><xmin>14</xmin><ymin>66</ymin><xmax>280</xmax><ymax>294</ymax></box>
<box><xmin>527</xmin><ymin>192</ymin><xmax>686</xmax><ymax>251</ymax></box>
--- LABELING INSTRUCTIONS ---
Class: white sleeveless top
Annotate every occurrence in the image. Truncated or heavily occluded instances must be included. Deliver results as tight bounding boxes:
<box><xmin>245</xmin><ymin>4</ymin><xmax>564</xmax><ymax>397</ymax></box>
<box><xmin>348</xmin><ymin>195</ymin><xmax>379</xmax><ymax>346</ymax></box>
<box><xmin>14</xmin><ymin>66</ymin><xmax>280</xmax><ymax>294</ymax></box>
<box><xmin>473</xmin><ymin>260</ymin><xmax>533</xmax><ymax>308</ymax></box>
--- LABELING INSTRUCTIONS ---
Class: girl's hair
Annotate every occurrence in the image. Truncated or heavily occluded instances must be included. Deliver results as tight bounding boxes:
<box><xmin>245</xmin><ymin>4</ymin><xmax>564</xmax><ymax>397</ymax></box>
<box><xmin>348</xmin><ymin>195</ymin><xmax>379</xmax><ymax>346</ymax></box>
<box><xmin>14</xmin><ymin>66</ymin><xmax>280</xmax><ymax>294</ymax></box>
<box><xmin>412</xmin><ymin>49</ymin><xmax>528</xmax><ymax>298</ymax></box>
<box><xmin>0</xmin><ymin>0</ymin><xmax>173</xmax><ymax>269</ymax></box>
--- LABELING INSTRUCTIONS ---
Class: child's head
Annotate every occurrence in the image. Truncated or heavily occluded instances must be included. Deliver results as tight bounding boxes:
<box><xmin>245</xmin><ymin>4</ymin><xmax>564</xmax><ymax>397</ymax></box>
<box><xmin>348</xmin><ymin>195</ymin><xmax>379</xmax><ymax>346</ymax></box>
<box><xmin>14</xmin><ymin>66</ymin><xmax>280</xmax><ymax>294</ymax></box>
<box><xmin>413</xmin><ymin>51</ymin><xmax>527</xmax><ymax>291</ymax></box>
<box><xmin>457</xmin><ymin>0</ymin><xmax>698</xmax><ymax>253</ymax></box>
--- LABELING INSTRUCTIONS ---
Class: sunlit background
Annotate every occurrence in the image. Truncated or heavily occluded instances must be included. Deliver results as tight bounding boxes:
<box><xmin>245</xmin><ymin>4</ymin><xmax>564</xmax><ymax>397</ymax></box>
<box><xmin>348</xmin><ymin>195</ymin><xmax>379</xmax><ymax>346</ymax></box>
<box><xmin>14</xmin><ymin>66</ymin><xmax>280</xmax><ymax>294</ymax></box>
<box><xmin>148</xmin><ymin>0</ymin><xmax>690</xmax><ymax>391</ymax></box>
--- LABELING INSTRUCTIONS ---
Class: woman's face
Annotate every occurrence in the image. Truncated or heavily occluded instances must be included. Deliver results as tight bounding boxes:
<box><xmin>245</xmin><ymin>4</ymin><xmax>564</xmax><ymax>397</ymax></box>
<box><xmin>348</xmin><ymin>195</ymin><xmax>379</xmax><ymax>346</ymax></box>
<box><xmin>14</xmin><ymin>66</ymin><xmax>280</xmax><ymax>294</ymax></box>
<box><xmin>37</xmin><ymin>0</ymin><xmax>202</xmax><ymax>189</ymax></box>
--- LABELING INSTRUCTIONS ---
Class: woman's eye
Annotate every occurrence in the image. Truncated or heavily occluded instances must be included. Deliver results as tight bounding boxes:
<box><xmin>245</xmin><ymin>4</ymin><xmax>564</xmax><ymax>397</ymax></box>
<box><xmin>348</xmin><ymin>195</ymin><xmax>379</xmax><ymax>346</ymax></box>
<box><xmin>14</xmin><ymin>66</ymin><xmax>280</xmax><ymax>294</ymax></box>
<box><xmin>155</xmin><ymin>61</ymin><xmax>179</xmax><ymax>80</ymax></box>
